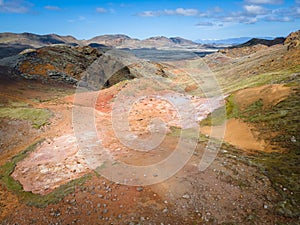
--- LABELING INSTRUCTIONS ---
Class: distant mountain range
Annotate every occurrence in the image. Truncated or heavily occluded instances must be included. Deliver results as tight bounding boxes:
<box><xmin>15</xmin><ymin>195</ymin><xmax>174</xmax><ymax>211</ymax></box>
<box><xmin>0</xmin><ymin>32</ymin><xmax>289</xmax><ymax>61</ymax></box>
<box><xmin>0</xmin><ymin>32</ymin><xmax>204</xmax><ymax>50</ymax></box>
<box><xmin>195</xmin><ymin>37</ymin><xmax>276</xmax><ymax>45</ymax></box>
<box><xmin>87</xmin><ymin>34</ymin><xmax>202</xmax><ymax>49</ymax></box>
<box><xmin>0</xmin><ymin>32</ymin><xmax>80</xmax><ymax>47</ymax></box>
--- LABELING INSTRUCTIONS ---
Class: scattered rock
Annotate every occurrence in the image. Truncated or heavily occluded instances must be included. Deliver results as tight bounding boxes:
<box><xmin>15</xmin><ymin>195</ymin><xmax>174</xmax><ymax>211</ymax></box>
<box><xmin>136</xmin><ymin>187</ymin><xmax>143</xmax><ymax>192</ymax></box>
<box><xmin>182</xmin><ymin>194</ymin><xmax>190</xmax><ymax>199</ymax></box>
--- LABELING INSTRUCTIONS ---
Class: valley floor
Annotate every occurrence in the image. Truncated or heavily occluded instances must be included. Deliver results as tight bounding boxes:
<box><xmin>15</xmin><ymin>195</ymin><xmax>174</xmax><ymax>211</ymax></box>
<box><xmin>0</xmin><ymin>76</ymin><xmax>299</xmax><ymax>225</ymax></box>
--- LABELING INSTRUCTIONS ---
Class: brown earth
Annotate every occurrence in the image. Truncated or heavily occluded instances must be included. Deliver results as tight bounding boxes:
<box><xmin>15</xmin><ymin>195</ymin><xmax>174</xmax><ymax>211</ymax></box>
<box><xmin>201</xmin><ymin>118</ymin><xmax>267</xmax><ymax>152</ymax></box>
<box><xmin>10</xmin><ymin>78</ymin><xmax>223</xmax><ymax>195</ymax></box>
<box><xmin>201</xmin><ymin>84</ymin><xmax>292</xmax><ymax>153</ymax></box>
<box><xmin>232</xmin><ymin>84</ymin><xmax>291</xmax><ymax>110</ymax></box>
<box><xmin>219</xmin><ymin>44</ymin><xmax>269</xmax><ymax>58</ymax></box>
<box><xmin>0</xmin><ymin>77</ymin><xmax>297</xmax><ymax>224</ymax></box>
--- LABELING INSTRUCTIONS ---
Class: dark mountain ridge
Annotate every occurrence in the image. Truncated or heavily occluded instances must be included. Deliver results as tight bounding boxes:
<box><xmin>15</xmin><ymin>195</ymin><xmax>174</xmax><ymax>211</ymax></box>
<box><xmin>232</xmin><ymin>37</ymin><xmax>285</xmax><ymax>48</ymax></box>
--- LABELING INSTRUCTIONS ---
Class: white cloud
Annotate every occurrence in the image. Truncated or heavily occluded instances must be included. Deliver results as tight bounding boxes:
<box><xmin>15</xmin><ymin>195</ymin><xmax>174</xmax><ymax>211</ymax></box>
<box><xmin>137</xmin><ymin>7</ymin><xmax>226</xmax><ymax>18</ymax></box>
<box><xmin>137</xmin><ymin>3</ymin><xmax>298</xmax><ymax>26</ymax></box>
<box><xmin>245</xmin><ymin>17</ymin><xmax>258</xmax><ymax>23</ymax></box>
<box><xmin>244</xmin><ymin>5</ymin><xmax>267</xmax><ymax>14</ymax></box>
<box><xmin>265</xmin><ymin>16</ymin><xmax>292</xmax><ymax>21</ymax></box>
<box><xmin>290</xmin><ymin>6</ymin><xmax>300</xmax><ymax>17</ymax></box>
<box><xmin>245</xmin><ymin>0</ymin><xmax>283</xmax><ymax>4</ymax></box>
<box><xmin>140</xmin><ymin>11</ymin><xmax>158</xmax><ymax>17</ymax></box>
<box><xmin>221</xmin><ymin>13</ymin><xmax>258</xmax><ymax>24</ymax></box>
<box><xmin>44</xmin><ymin>5</ymin><xmax>60</xmax><ymax>11</ymax></box>
<box><xmin>96</xmin><ymin>7</ymin><xmax>107</xmax><ymax>13</ymax></box>
<box><xmin>166</xmin><ymin>8</ymin><xmax>199</xmax><ymax>16</ymax></box>
<box><xmin>213</xmin><ymin>6</ymin><xmax>224</xmax><ymax>13</ymax></box>
<box><xmin>196</xmin><ymin>21</ymin><xmax>214</xmax><ymax>26</ymax></box>
<box><xmin>138</xmin><ymin>8</ymin><xmax>200</xmax><ymax>17</ymax></box>
<box><xmin>0</xmin><ymin>0</ymin><xmax>31</xmax><ymax>13</ymax></box>
<box><xmin>271</xmin><ymin>6</ymin><xmax>300</xmax><ymax>18</ymax></box>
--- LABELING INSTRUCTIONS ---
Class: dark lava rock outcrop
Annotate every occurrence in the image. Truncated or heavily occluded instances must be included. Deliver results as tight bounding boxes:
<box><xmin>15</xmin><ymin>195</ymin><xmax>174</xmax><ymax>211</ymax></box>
<box><xmin>0</xmin><ymin>45</ymin><xmax>102</xmax><ymax>84</ymax></box>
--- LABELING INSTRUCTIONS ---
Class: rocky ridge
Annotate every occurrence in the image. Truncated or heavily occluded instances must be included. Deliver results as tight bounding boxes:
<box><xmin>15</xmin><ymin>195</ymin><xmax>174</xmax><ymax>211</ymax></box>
<box><xmin>284</xmin><ymin>30</ymin><xmax>300</xmax><ymax>50</ymax></box>
<box><xmin>217</xmin><ymin>32</ymin><xmax>300</xmax><ymax>58</ymax></box>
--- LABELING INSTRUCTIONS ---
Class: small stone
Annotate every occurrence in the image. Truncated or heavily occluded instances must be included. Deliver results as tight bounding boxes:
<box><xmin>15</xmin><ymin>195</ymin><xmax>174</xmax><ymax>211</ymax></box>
<box><xmin>182</xmin><ymin>194</ymin><xmax>190</xmax><ymax>199</ymax></box>
<box><xmin>163</xmin><ymin>208</ymin><xmax>168</xmax><ymax>213</ymax></box>
<box><xmin>291</xmin><ymin>136</ymin><xmax>296</xmax><ymax>143</ymax></box>
<box><xmin>103</xmin><ymin>209</ymin><xmax>108</xmax><ymax>214</ymax></box>
<box><xmin>51</xmin><ymin>210</ymin><xmax>61</xmax><ymax>217</ymax></box>
<box><xmin>136</xmin><ymin>187</ymin><xmax>143</xmax><ymax>192</ymax></box>
<box><xmin>264</xmin><ymin>204</ymin><xmax>268</xmax><ymax>209</ymax></box>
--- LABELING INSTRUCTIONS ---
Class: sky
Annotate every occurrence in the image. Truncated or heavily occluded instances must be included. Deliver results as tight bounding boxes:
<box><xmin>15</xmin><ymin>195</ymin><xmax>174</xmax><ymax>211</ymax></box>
<box><xmin>0</xmin><ymin>0</ymin><xmax>299</xmax><ymax>41</ymax></box>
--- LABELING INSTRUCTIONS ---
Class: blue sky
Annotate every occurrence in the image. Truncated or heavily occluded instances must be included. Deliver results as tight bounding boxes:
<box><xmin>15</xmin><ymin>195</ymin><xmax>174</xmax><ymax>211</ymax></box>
<box><xmin>0</xmin><ymin>0</ymin><xmax>299</xmax><ymax>40</ymax></box>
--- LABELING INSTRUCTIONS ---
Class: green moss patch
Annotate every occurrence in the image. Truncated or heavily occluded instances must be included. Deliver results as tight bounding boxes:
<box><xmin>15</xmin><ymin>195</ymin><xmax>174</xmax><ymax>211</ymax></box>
<box><xmin>0</xmin><ymin>107</ymin><xmax>52</xmax><ymax>129</ymax></box>
<box><xmin>204</xmin><ymin>86</ymin><xmax>300</xmax><ymax>217</ymax></box>
<box><xmin>219</xmin><ymin>67</ymin><xmax>300</xmax><ymax>94</ymax></box>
